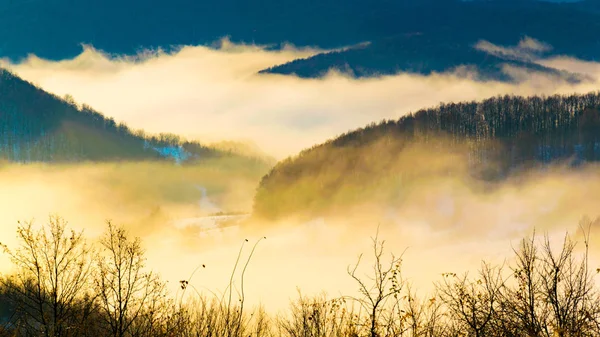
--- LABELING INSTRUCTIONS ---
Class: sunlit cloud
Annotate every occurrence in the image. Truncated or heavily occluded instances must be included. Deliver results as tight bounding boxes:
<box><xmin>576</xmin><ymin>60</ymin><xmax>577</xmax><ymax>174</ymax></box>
<box><xmin>474</xmin><ymin>36</ymin><xmax>552</xmax><ymax>62</ymax></box>
<box><xmin>1</xmin><ymin>37</ymin><xmax>600</xmax><ymax>158</ymax></box>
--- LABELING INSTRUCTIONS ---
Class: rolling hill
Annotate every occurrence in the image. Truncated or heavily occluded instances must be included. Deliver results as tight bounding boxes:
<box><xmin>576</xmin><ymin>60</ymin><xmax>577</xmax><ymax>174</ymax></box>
<box><xmin>0</xmin><ymin>67</ymin><xmax>268</xmax><ymax>164</ymax></box>
<box><xmin>0</xmin><ymin>68</ymin><xmax>275</xmax><ymax>216</ymax></box>
<box><xmin>253</xmin><ymin>91</ymin><xmax>600</xmax><ymax>221</ymax></box>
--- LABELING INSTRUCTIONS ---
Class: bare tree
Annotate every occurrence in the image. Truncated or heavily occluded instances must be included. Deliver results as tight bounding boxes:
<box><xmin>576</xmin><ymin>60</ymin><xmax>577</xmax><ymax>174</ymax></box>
<box><xmin>251</xmin><ymin>305</ymin><xmax>275</xmax><ymax>337</ymax></box>
<box><xmin>177</xmin><ymin>296</ymin><xmax>222</xmax><ymax>337</ymax></box>
<box><xmin>278</xmin><ymin>291</ymin><xmax>352</xmax><ymax>337</ymax></box>
<box><xmin>499</xmin><ymin>230</ymin><xmax>551</xmax><ymax>337</ymax></box>
<box><xmin>94</xmin><ymin>221</ymin><xmax>166</xmax><ymax>337</ymax></box>
<box><xmin>437</xmin><ymin>262</ymin><xmax>505</xmax><ymax>337</ymax></box>
<box><xmin>346</xmin><ymin>232</ymin><xmax>404</xmax><ymax>337</ymax></box>
<box><xmin>528</xmin><ymin>221</ymin><xmax>598</xmax><ymax>337</ymax></box>
<box><xmin>438</xmin><ymin>219</ymin><xmax>600</xmax><ymax>337</ymax></box>
<box><xmin>0</xmin><ymin>216</ymin><xmax>94</xmax><ymax>337</ymax></box>
<box><xmin>400</xmin><ymin>285</ymin><xmax>446</xmax><ymax>337</ymax></box>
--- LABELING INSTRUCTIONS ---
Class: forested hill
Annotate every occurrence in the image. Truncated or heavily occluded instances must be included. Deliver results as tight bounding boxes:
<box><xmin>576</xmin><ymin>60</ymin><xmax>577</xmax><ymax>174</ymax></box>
<box><xmin>253</xmin><ymin>92</ymin><xmax>600</xmax><ymax>221</ymax></box>
<box><xmin>0</xmin><ymin>68</ymin><xmax>227</xmax><ymax>163</ymax></box>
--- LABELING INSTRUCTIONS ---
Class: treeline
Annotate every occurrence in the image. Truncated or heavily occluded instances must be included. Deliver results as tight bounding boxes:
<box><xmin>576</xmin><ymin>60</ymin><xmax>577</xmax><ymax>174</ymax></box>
<box><xmin>302</xmin><ymin>92</ymin><xmax>600</xmax><ymax>168</ymax></box>
<box><xmin>0</xmin><ymin>68</ymin><xmax>221</xmax><ymax>162</ymax></box>
<box><xmin>1</xmin><ymin>215</ymin><xmax>600</xmax><ymax>337</ymax></box>
<box><xmin>254</xmin><ymin>92</ymin><xmax>600</xmax><ymax>220</ymax></box>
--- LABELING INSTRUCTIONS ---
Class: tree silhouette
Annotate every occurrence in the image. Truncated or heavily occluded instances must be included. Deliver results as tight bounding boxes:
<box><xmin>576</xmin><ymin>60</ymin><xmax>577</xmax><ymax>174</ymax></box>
<box><xmin>0</xmin><ymin>216</ymin><xmax>94</xmax><ymax>337</ymax></box>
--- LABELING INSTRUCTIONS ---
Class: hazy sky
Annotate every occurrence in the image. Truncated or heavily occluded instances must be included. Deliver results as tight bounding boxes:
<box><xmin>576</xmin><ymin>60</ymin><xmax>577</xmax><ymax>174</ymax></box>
<box><xmin>2</xmin><ymin>37</ymin><xmax>600</xmax><ymax>158</ymax></box>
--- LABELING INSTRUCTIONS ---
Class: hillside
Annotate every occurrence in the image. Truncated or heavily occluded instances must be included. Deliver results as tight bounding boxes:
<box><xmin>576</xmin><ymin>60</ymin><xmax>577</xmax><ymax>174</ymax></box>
<box><xmin>253</xmin><ymin>92</ymin><xmax>600</xmax><ymax>221</ymax></box>
<box><xmin>0</xmin><ymin>68</ymin><xmax>230</xmax><ymax>163</ymax></box>
<box><xmin>0</xmin><ymin>68</ymin><xmax>275</xmax><ymax>216</ymax></box>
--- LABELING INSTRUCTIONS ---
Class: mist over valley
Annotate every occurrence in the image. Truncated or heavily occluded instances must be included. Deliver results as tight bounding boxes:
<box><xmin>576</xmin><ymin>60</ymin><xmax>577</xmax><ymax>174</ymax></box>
<box><xmin>2</xmin><ymin>1</ymin><xmax>600</xmax><ymax>335</ymax></box>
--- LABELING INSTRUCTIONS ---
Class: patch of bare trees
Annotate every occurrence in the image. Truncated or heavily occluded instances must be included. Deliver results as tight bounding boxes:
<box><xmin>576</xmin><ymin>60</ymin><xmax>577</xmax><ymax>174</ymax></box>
<box><xmin>437</xmin><ymin>217</ymin><xmax>600</xmax><ymax>337</ymax></box>
<box><xmin>0</xmin><ymin>217</ymin><xmax>175</xmax><ymax>337</ymax></box>
<box><xmin>2</xmin><ymin>216</ymin><xmax>600</xmax><ymax>337</ymax></box>
<box><xmin>0</xmin><ymin>216</ymin><xmax>94</xmax><ymax>336</ymax></box>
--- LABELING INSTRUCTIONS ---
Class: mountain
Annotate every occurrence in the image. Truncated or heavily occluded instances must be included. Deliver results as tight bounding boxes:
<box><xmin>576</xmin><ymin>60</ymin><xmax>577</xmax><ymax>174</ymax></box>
<box><xmin>0</xmin><ymin>67</ymin><xmax>239</xmax><ymax>163</ymax></box>
<box><xmin>259</xmin><ymin>0</ymin><xmax>600</xmax><ymax>80</ymax></box>
<box><xmin>259</xmin><ymin>36</ymin><xmax>586</xmax><ymax>82</ymax></box>
<box><xmin>252</xmin><ymin>92</ymin><xmax>600</xmax><ymax>221</ymax></box>
<box><xmin>1</xmin><ymin>0</ymin><xmax>599</xmax><ymax>81</ymax></box>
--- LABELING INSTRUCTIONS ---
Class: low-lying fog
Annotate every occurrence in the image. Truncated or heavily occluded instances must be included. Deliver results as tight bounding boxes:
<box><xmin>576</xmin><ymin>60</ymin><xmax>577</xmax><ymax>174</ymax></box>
<box><xmin>1</xmin><ymin>160</ymin><xmax>599</xmax><ymax>313</ymax></box>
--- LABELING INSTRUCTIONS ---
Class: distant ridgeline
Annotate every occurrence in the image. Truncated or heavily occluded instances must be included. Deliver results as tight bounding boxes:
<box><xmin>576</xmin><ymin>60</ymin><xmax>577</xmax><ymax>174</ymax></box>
<box><xmin>0</xmin><ymin>68</ymin><xmax>220</xmax><ymax>163</ymax></box>
<box><xmin>253</xmin><ymin>92</ymin><xmax>600</xmax><ymax>220</ymax></box>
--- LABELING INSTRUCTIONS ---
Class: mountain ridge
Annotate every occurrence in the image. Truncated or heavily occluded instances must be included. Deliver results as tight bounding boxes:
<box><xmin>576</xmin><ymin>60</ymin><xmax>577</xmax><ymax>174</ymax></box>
<box><xmin>1</xmin><ymin>0</ymin><xmax>599</xmax><ymax>81</ymax></box>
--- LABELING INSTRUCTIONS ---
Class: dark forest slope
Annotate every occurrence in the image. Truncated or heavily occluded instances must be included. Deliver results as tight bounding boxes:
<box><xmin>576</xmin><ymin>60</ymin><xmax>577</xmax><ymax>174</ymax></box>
<box><xmin>253</xmin><ymin>92</ymin><xmax>600</xmax><ymax>220</ymax></box>
<box><xmin>0</xmin><ymin>68</ymin><xmax>229</xmax><ymax>163</ymax></box>
<box><xmin>259</xmin><ymin>0</ymin><xmax>600</xmax><ymax>80</ymax></box>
